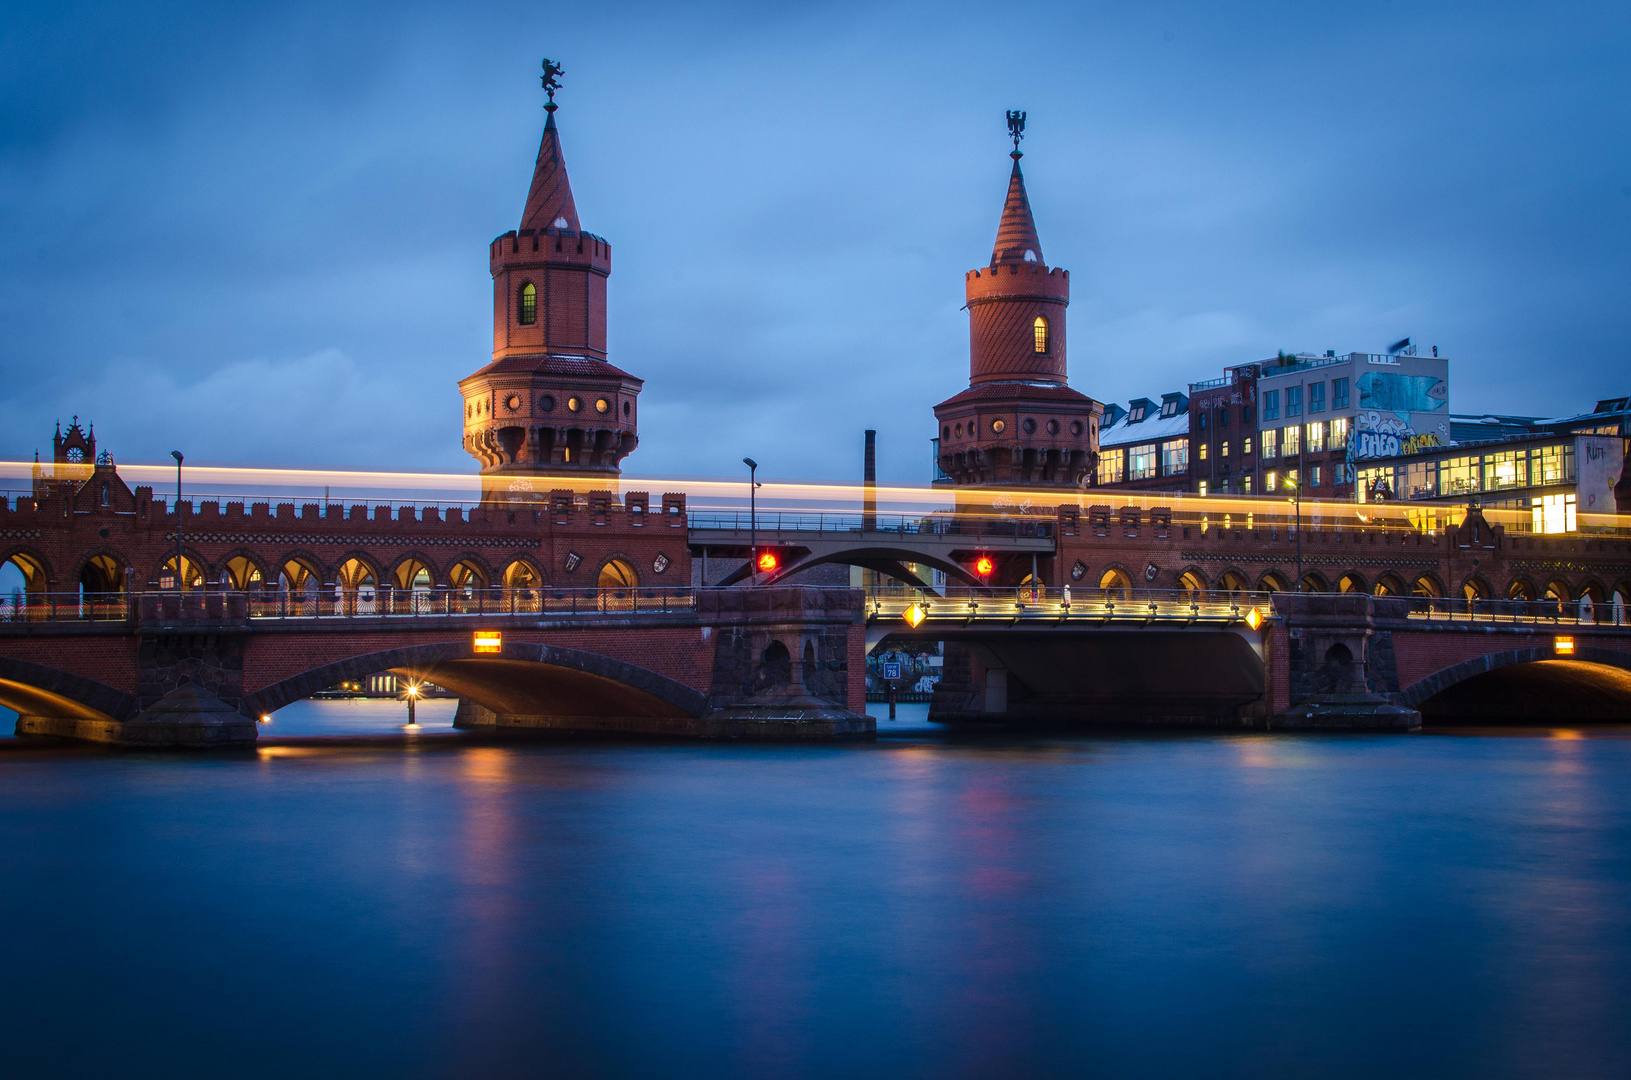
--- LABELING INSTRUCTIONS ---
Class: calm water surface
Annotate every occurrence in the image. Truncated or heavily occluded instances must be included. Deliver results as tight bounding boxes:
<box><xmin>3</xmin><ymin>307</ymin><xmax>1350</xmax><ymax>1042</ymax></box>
<box><xmin>2</xmin><ymin>704</ymin><xmax>1630</xmax><ymax>1078</ymax></box>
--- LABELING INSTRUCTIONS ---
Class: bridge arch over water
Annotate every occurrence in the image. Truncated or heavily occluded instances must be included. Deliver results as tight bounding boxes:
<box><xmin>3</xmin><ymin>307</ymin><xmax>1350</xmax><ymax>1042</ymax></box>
<box><xmin>241</xmin><ymin>639</ymin><xmax>709</xmax><ymax>724</ymax></box>
<box><xmin>0</xmin><ymin>655</ymin><xmax>138</xmax><ymax>726</ymax></box>
<box><xmin>1402</xmin><ymin>646</ymin><xmax>1631</xmax><ymax>724</ymax></box>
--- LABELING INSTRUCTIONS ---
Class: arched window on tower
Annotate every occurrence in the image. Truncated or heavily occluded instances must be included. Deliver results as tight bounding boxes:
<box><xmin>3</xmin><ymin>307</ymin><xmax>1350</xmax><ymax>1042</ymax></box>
<box><xmin>1033</xmin><ymin>316</ymin><xmax>1049</xmax><ymax>354</ymax></box>
<box><xmin>519</xmin><ymin>282</ymin><xmax>537</xmax><ymax>325</ymax></box>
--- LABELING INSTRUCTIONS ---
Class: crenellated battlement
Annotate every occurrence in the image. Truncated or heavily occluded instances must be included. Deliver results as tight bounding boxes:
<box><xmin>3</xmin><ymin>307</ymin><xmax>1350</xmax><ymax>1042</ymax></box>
<box><xmin>490</xmin><ymin>227</ymin><xmax>611</xmax><ymax>273</ymax></box>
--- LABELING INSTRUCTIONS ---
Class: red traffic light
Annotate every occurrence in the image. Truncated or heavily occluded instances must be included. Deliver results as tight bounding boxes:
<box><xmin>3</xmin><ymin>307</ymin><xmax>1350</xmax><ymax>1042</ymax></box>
<box><xmin>974</xmin><ymin>555</ymin><xmax>995</xmax><ymax>577</ymax></box>
<box><xmin>757</xmin><ymin>551</ymin><xmax>779</xmax><ymax>572</ymax></box>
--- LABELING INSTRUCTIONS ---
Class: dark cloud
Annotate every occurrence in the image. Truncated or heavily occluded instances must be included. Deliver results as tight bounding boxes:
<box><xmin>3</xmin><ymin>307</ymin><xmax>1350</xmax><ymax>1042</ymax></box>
<box><xmin>2</xmin><ymin>0</ymin><xmax>1627</xmax><ymax>484</ymax></box>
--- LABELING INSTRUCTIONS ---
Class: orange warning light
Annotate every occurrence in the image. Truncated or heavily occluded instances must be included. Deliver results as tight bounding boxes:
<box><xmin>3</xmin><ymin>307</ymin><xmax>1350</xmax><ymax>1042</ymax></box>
<box><xmin>474</xmin><ymin>631</ymin><xmax>502</xmax><ymax>654</ymax></box>
<box><xmin>757</xmin><ymin>551</ymin><xmax>779</xmax><ymax>572</ymax></box>
<box><xmin>974</xmin><ymin>556</ymin><xmax>995</xmax><ymax>577</ymax></box>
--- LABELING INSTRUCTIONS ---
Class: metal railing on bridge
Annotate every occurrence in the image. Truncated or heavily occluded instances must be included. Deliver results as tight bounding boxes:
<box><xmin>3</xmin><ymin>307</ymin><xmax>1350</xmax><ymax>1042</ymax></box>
<box><xmin>0</xmin><ymin>587</ymin><xmax>697</xmax><ymax>624</ymax></box>
<box><xmin>689</xmin><ymin>511</ymin><xmax>1054</xmax><ymax>539</ymax></box>
<box><xmin>865</xmin><ymin>585</ymin><xmax>1271</xmax><ymax>625</ymax></box>
<box><xmin>1402</xmin><ymin>595</ymin><xmax>1629</xmax><ymax>627</ymax></box>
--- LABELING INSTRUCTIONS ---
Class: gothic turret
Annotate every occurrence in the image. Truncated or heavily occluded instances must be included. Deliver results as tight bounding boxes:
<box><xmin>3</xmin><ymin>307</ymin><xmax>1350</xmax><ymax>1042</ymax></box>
<box><xmin>934</xmin><ymin>112</ymin><xmax>1102</xmax><ymax>492</ymax></box>
<box><xmin>460</xmin><ymin>60</ymin><xmax>641</xmax><ymax>499</ymax></box>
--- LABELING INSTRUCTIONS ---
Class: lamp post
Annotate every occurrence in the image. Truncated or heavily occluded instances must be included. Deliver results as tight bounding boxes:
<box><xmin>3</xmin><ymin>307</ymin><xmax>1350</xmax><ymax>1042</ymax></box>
<box><xmin>742</xmin><ymin>457</ymin><xmax>759</xmax><ymax>579</ymax></box>
<box><xmin>170</xmin><ymin>451</ymin><xmax>184</xmax><ymax>592</ymax></box>
<box><xmin>404</xmin><ymin>681</ymin><xmax>420</xmax><ymax>729</ymax></box>
<box><xmin>1285</xmin><ymin>473</ymin><xmax>1303</xmax><ymax>591</ymax></box>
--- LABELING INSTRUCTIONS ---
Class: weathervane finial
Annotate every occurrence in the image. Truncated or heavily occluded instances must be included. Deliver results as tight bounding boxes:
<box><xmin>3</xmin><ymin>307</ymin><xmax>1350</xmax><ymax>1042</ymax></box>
<box><xmin>541</xmin><ymin>58</ymin><xmax>565</xmax><ymax>112</ymax></box>
<box><xmin>1006</xmin><ymin>110</ymin><xmax>1026</xmax><ymax>158</ymax></box>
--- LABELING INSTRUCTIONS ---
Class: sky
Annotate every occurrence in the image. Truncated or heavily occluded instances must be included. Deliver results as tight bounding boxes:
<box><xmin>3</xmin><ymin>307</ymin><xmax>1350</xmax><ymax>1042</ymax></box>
<box><xmin>1</xmin><ymin>0</ymin><xmax>1628</xmax><ymax>486</ymax></box>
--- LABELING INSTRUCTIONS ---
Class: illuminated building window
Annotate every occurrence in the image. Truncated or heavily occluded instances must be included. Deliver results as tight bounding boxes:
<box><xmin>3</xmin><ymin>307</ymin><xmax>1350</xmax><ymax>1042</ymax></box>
<box><xmin>1197</xmin><ymin>480</ymin><xmax>1208</xmax><ymax>496</ymax></box>
<box><xmin>1243</xmin><ymin>474</ymin><xmax>1253</xmax><ymax>494</ymax></box>
<box><xmin>1221</xmin><ymin>441</ymin><xmax>1230</xmax><ymax>458</ymax></box>
<box><xmin>1266</xmin><ymin>471</ymin><xmax>1277</xmax><ymax>491</ymax></box>
<box><xmin>1243</xmin><ymin>437</ymin><xmax>1253</xmax><ymax>455</ymax></box>
<box><xmin>1330</xmin><ymin>416</ymin><xmax>1350</xmax><ymax>451</ymax></box>
<box><xmin>1261</xmin><ymin>428</ymin><xmax>1278</xmax><ymax>459</ymax></box>
<box><xmin>1283</xmin><ymin>425</ymin><xmax>1301</xmax><ymax>456</ymax></box>
<box><xmin>1129</xmin><ymin>444</ymin><xmax>1158</xmax><ymax>480</ymax></box>
<box><xmin>1532</xmin><ymin>493</ymin><xmax>1577</xmax><ymax>534</ymax></box>
<box><xmin>1160</xmin><ymin>438</ymin><xmax>1188</xmax><ymax>476</ymax></box>
<box><xmin>1098</xmin><ymin>447</ymin><xmax>1126</xmax><ymax>484</ymax></box>
<box><xmin>1033</xmin><ymin>316</ymin><xmax>1049</xmax><ymax>354</ymax></box>
<box><xmin>1198</xmin><ymin>443</ymin><xmax>1208</xmax><ymax>461</ymax></box>
<box><xmin>1307</xmin><ymin>421</ymin><xmax>1325</xmax><ymax>452</ymax></box>
<box><xmin>518</xmin><ymin>282</ymin><xmax>537</xmax><ymax>325</ymax></box>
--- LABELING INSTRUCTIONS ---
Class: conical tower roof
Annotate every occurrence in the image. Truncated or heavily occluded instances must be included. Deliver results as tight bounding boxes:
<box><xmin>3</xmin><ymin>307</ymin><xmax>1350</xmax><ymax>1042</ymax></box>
<box><xmin>519</xmin><ymin>107</ymin><xmax>580</xmax><ymax>233</ymax></box>
<box><xmin>991</xmin><ymin>153</ymin><xmax>1044</xmax><ymax>266</ymax></box>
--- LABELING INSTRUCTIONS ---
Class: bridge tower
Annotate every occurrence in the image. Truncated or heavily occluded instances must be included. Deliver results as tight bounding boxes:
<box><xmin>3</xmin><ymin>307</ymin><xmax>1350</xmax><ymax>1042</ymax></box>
<box><xmin>460</xmin><ymin>61</ymin><xmax>642</xmax><ymax>502</ymax></box>
<box><xmin>933</xmin><ymin>113</ymin><xmax>1102</xmax><ymax>498</ymax></box>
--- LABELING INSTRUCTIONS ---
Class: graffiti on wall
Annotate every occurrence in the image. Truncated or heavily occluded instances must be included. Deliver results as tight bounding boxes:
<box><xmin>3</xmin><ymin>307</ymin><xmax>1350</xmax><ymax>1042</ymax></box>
<box><xmin>1354</xmin><ymin>410</ymin><xmax>1450</xmax><ymax>461</ymax></box>
<box><xmin>1357</xmin><ymin>372</ymin><xmax>1447</xmax><ymax>414</ymax></box>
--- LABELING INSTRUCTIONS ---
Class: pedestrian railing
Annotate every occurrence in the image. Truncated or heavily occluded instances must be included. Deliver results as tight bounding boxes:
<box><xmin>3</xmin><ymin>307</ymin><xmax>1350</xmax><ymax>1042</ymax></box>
<box><xmin>1402</xmin><ymin>595</ymin><xmax>1629</xmax><ymax>626</ymax></box>
<box><xmin>865</xmin><ymin>586</ymin><xmax>1273</xmax><ymax>624</ymax></box>
<box><xmin>690</xmin><ymin>511</ymin><xmax>1055</xmax><ymax>539</ymax></box>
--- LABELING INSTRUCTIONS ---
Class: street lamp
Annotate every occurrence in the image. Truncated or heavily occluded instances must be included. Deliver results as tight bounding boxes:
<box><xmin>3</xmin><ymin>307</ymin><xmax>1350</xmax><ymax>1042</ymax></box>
<box><xmin>742</xmin><ymin>457</ymin><xmax>760</xmax><ymax>579</ymax></box>
<box><xmin>403</xmin><ymin>680</ymin><xmax>421</xmax><ymax>729</ymax></box>
<box><xmin>1284</xmin><ymin>472</ymin><xmax>1303</xmax><ymax>592</ymax></box>
<box><xmin>170</xmin><ymin>451</ymin><xmax>184</xmax><ymax>592</ymax></box>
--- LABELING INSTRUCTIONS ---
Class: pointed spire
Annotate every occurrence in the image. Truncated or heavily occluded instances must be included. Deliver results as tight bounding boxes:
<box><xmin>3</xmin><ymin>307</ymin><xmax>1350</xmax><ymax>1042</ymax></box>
<box><xmin>991</xmin><ymin>152</ymin><xmax>1044</xmax><ymax>267</ymax></box>
<box><xmin>520</xmin><ymin>60</ymin><xmax>580</xmax><ymax>234</ymax></box>
<box><xmin>519</xmin><ymin>106</ymin><xmax>581</xmax><ymax>233</ymax></box>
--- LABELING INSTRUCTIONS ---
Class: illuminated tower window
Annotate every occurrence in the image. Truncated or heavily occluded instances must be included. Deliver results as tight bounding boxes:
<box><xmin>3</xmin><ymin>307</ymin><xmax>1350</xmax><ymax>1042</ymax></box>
<box><xmin>1033</xmin><ymin>316</ymin><xmax>1049</xmax><ymax>354</ymax></box>
<box><xmin>519</xmin><ymin>282</ymin><xmax>537</xmax><ymax>325</ymax></box>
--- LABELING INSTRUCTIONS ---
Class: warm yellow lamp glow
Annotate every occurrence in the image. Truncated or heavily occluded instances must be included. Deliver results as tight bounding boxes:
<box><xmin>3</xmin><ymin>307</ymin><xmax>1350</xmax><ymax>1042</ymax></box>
<box><xmin>1555</xmin><ymin>636</ymin><xmax>1575</xmax><ymax>656</ymax></box>
<box><xmin>474</xmin><ymin>630</ymin><xmax>502</xmax><ymax>654</ymax></box>
<box><xmin>903</xmin><ymin>603</ymin><xmax>927</xmax><ymax>628</ymax></box>
<box><xmin>1245</xmin><ymin>607</ymin><xmax>1262</xmax><ymax>630</ymax></box>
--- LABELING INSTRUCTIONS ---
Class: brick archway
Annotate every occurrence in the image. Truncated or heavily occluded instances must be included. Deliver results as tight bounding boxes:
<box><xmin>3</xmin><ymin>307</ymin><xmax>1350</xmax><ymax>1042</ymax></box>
<box><xmin>0</xmin><ymin>655</ymin><xmax>140</xmax><ymax>724</ymax></box>
<box><xmin>241</xmin><ymin>639</ymin><xmax>710</xmax><ymax>720</ymax></box>
<box><xmin>1399</xmin><ymin>645</ymin><xmax>1631</xmax><ymax>713</ymax></box>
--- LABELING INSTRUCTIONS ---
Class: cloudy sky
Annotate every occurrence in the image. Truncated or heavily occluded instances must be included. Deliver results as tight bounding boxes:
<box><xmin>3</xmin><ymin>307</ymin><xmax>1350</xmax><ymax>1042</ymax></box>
<box><xmin>2</xmin><ymin>0</ymin><xmax>1627</xmax><ymax>485</ymax></box>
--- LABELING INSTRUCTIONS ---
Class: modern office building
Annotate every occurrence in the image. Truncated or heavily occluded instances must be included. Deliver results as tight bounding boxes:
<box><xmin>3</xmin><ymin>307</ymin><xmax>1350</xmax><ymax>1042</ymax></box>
<box><xmin>1254</xmin><ymin>346</ymin><xmax>1450</xmax><ymax>502</ymax></box>
<box><xmin>1356</xmin><ymin>397</ymin><xmax>1631</xmax><ymax>531</ymax></box>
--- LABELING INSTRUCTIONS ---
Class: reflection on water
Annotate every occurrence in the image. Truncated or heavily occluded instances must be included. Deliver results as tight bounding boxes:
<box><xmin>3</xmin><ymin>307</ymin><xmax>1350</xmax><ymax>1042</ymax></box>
<box><xmin>2</xmin><ymin>706</ymin><xmax>1631</xmax><ymax>1077</ymax></box>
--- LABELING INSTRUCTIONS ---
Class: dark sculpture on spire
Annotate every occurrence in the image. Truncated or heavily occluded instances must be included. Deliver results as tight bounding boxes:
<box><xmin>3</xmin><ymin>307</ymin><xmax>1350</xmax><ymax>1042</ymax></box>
<box><xmin>541</xmin><ymin>58</ymin><xmax>565</xmax><ymax>111</ymax></box>
<box><xmin>1006</xmin><ymin>109</ymin><xmax>1026</xmax><ymax>156</ymax></box>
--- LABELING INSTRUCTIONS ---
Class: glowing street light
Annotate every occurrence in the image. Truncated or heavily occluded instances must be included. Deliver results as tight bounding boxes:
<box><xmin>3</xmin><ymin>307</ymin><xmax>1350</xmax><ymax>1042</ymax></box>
<box><xmin>1284</xmin><ymin>472</ymin><xmax>1304</xmax><ymax>592</ymax></box>
<box><xmin>903</xmin><ymin>602</ymin><xmax>927</xmax><ymax>628</ymax></box>
<box><xmin>402</xmin><ymin>680</ymin><xmax>422</xmax><ymax>729</ymax></box>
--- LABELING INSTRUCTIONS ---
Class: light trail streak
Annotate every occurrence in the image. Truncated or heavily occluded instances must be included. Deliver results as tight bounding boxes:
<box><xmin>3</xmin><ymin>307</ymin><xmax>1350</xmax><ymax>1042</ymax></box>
<box><xmin>0</xmin><ymin>460</ymin><xmax>1620</xmax><ymax>536</ymax></box>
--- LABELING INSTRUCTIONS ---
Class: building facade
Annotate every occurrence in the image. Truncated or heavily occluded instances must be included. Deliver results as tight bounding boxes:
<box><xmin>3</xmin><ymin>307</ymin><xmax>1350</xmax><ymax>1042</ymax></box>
<box><xmin>1187</xmin><ymin>364</ymin><xmax>1260</xmax><ymax>496</ymax></box>
<box><xmin>1094</xmin><ymin>392</ymin><xmax>1191</xmax><ymax>492</ymax></box>
<box><xmin>1356</xmin><ymin>397</ymin><xmax>1631</xmax><ymax>529</ymax></box>
<box><xmin>1254</xmin><ymin>347</ymin><xmax>1450</xmax><ymax>502</ymax></box>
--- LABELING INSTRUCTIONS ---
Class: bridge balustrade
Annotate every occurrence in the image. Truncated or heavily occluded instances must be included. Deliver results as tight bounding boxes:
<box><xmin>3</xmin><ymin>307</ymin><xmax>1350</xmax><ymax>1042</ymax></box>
<box><xmin>865</xmin><ymin>585</ymin><xmax>1272</xmax><ymax>624</ymax></box>
<box><xmin>1403</xmin><ymin>595</ymin><xmax>1630</xmax><ymax>627</ymax></box>
<box><xmin>689</xmin><ymin>511</ymin><xmax>1054</xmax><ymax>539</ymax></box>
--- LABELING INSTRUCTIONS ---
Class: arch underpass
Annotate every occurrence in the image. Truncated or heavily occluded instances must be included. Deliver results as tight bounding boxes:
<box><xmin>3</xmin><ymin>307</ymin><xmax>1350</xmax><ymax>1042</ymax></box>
<box><xmin>880</xmin><ymin>625</ymin><xmax>1266</xmax><ymax>724</ymax></box>
<box><xmin>1403</xmin><ymin>648</ymin><xmax>1631</xmax><ymax>725</ymax></box>
<box><xmin>241</xmin><ymin>640</ymin><xmax>710</xmax><ymax>727</ymax></box>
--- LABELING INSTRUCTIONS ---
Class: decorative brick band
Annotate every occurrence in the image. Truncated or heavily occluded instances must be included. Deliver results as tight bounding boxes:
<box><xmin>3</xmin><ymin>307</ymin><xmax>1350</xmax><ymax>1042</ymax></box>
<box><xmin>168</xmin><ymin>531</ymin><xmax>539</xmax><ymax>550</ymax></box>
<box><xmin>1181</xmin><ymin>551</ymin><xmax>1440</xmax><ymax>569</ymax></box>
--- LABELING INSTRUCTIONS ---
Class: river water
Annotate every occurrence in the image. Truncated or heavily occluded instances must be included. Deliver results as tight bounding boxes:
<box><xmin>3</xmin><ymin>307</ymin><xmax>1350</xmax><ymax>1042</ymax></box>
<box><xmin>3</xmin><ymin>704</ymin><xmax>1630</xmax><ymax>1078</ymax></box>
